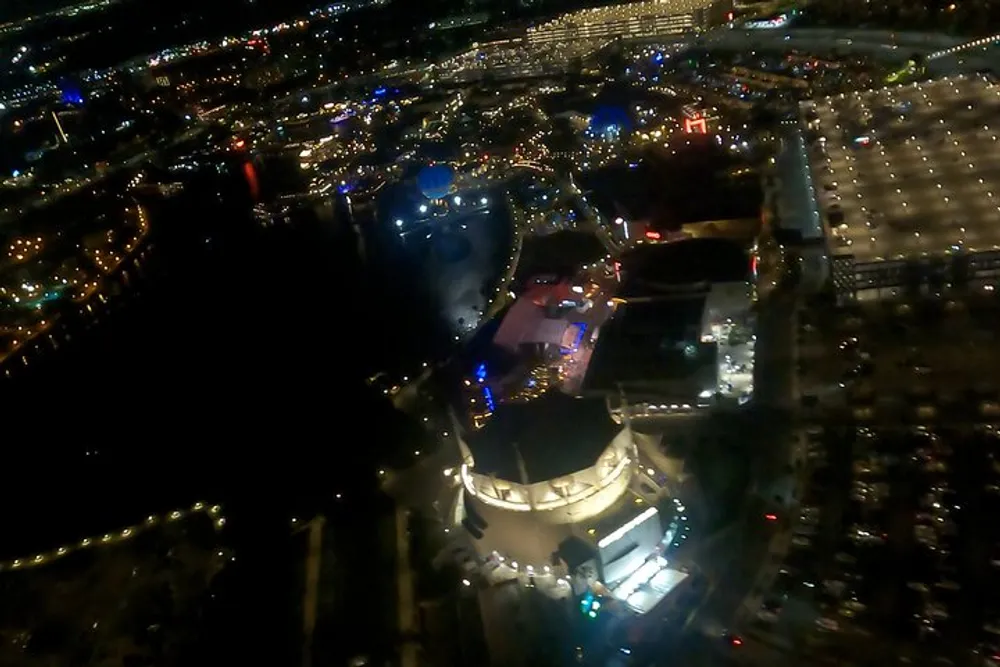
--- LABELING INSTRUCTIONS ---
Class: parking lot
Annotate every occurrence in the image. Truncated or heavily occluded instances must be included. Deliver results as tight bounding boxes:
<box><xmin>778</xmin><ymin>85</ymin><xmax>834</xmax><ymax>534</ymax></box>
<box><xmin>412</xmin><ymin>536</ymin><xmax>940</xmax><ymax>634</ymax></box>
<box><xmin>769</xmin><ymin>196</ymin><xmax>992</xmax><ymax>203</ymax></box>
<box><xmin>803</xmin><ymin>76</ymin><xmax>1000</xmax><ymax>263</ymax></box>
<box><xmin>734</xmin><ymin>292</ymin><xmax>1000</xmax><ymax>665</ymax></box>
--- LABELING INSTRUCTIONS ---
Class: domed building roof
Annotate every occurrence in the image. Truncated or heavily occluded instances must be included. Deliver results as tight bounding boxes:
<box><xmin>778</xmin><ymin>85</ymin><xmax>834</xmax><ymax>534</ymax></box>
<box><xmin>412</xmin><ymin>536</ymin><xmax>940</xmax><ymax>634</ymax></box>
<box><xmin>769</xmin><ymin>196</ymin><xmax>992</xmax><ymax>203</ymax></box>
<box><xmin>465</xmin><ymin>393</ymin><xmax>619</xmax><ymax>484</ymax></box>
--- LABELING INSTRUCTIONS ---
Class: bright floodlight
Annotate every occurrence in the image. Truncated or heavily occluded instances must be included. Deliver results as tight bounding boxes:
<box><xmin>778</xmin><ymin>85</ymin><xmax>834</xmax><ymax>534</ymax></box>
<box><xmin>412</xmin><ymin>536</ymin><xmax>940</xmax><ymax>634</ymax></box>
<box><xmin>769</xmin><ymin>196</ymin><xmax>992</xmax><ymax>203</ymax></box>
<box><xmin>453</xmin><ymin>195</ymin><xmax>462</xmax><ymax>205</ymax></box>
<box><xmin>419</xmin><ymin>204</ymin><xmax>428</xmax><ymax>214</ymax></box>
<box><xmin>395</xmin><ymin>219</ymin><xmax>404</xmax><ymax>227</ymax></box>
<box><xmin>480</xmin><ymin>196</ymin><xmax>488</xmax><ymax>205</ymax></box>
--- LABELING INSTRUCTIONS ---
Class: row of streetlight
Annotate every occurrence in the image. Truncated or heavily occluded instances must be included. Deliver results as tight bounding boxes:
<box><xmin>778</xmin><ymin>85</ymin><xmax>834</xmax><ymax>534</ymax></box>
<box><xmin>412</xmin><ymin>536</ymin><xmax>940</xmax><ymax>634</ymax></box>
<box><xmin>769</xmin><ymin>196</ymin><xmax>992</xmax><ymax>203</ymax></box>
<box><xmin>0</xmin><ymin>502</ymin><xmax>226</xmax><ymax>574</ymax></box>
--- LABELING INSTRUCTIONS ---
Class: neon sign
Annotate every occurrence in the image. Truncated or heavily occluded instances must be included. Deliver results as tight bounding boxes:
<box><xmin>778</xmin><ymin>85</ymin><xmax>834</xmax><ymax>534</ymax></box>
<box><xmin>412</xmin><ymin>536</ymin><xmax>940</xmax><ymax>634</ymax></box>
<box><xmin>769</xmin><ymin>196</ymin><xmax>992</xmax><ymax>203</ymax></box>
<box><xmin>684</xmin><ymin>116</ymin><xmax>708</xmax><ymax>134</ymax></box>
<box><xmin>744</xmin><ymin>13</ymin><xmax>791</xmax><ymax>29</ymax></box>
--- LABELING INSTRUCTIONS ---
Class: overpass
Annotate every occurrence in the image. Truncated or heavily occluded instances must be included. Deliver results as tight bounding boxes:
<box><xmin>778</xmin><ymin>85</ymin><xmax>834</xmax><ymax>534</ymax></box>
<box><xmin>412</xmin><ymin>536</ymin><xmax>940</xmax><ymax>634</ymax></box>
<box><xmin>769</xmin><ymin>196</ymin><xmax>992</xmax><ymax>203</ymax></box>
<box><xmin>923</xmin><ymin>31</ymin><xmax>1000</xmax><ymax>76</ymax></box>
<box><xmin>928</xmin><ymin>31</ymin><xmax>1000</xmax><ymax>62</ymax></box>
<box><xmin>702</xmin><ymin>26</ymin><xmax>962</xmax><ymax>61</ymax></box>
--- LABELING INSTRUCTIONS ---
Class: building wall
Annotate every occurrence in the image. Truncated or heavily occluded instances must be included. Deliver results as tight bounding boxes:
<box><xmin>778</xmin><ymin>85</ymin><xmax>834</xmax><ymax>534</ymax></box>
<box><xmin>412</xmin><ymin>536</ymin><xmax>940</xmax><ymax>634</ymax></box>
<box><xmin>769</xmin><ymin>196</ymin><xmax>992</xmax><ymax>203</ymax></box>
<box><xmin>525</xmin><ymin>0</ymin><xmax>727</xmax><ymax>44</ymax></box>
<box><xmin>598</xmin><ymin>507</ymin><xmax>664</xmax><ymax>585</ymax></box>
<box><xmin>461</xmin><ymin>429</ymin><xmax>635</xmax><ymax>523</ymax></box>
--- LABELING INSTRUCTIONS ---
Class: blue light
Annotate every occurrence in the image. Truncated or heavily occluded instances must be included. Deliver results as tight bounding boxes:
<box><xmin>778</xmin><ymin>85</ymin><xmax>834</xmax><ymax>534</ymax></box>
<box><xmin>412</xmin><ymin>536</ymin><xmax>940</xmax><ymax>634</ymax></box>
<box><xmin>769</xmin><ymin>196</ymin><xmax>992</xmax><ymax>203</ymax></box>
<box><xmin>569</xmin><ymin>323</ymin><xmax>587</xmax><ymax>352</ymax></box>
<box><xmin>483</xmin><ymin>386</ymin><xmax>495</xmax><ymax>412</ymax></box>
<box><xmin>61</xmin><ymin>86</ymin><xmax>84</xmax><ymax>106</ymax></box>
<box><xmin>374</xmin><ymin>86</ymin><xmax>387</xmax><ymax>96</ymax></box>
<box><xmin>475</xmin><ymin>362</ymin><xmax>487</xmax><ymax>381</ymax></box>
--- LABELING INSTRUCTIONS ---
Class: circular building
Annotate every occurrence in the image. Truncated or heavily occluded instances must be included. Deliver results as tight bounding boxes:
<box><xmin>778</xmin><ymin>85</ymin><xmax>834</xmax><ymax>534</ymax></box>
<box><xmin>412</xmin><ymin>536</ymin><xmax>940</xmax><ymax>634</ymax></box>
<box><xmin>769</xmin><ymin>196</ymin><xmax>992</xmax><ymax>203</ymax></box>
<box><xmin>460</xmin><ymin>393</ymin><xmax>634</xmax><ymax>526</ymax></box>
<box><xmin>416</xmin><ymin>163</ymin><xmax>455</xmax><ymax>201</ymax></box>
<box><xmin>453</xmin><ymin>392</ymin><xmax>680</xmax><ymax>594</ymax></box>
<box><xmin>449</xmin><ymin>392</ymin><xmax>690</xmax><ymax>616</ymax></box>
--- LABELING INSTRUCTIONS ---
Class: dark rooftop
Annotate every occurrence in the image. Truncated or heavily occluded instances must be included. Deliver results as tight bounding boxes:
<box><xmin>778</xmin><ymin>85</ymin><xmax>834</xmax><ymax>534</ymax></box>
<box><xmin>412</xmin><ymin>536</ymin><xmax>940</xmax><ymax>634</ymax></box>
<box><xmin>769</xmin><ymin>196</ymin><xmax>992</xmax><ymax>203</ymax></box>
<box><xmin>466</xmin><ymin>393</ymin><xmax>620</xmax><ymax>483</ymax></box>
<box><xmin>583</xmin><ymin>296</ymin><xmax>717</xmax><ymax>395</ymax></box>
<box><xmin>579</xmin><ymin>138</ymin><xmax>763</xmax><ymax>228</ymax></box>
<box><xmin>619</xmin><ymin>238</ymin><xmax>750</xmax><ymax>297</ymax></box>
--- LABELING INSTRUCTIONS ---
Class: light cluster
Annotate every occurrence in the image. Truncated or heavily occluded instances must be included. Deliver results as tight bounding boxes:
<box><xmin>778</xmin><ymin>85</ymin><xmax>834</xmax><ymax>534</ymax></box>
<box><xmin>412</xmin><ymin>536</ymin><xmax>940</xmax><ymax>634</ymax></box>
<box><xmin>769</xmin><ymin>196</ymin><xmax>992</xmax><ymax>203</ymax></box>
<box><xmin>0</xmin><ymin>204</ymin><xmax>150</xmax><ymax>366</ymax></box>
<box><xmin>526</xmin><ymin>0</ymin><xmax>715</xmax><ymax>44</ymax></box>
<box><xmin>7</xmin><ymin>236</ymin><xmax>43</xmax><ymax>263</ymax></box>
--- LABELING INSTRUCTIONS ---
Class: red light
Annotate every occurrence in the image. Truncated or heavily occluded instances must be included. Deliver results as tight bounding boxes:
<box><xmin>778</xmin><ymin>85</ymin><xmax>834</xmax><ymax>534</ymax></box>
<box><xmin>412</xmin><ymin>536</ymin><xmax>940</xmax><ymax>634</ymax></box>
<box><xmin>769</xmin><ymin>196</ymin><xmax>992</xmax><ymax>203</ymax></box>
<box><xmin>765</xmin><ymin>513</ymin><xmax>778</xmax><ymax>521</ymax></box>
<box><xmin>726</xmin><ymin>11</ymin><xmax>734</xmax><ymax>20</ymax></box>
<box><xmin>242</xmin><ymin>161</ymin><xmax>260</xmax><ymax>201</ymax></box>
<box><xmin>684</xmin><ymin>117</ymin><xmax>708</xmax><ymax>134</ymax></box>
<box><xmin>645</xmin><ymin>230</ymin><xmax>661</xmax><ymax>240</ymax></box>
<box><xmin>731</xmin><ymin>637</ymin><xmax>743</xmax><ymax>646</ymax></box>
<box><xmin>234</xmin><ymin>139</ymin><xmax>246</xmax><ymax>149</ymax></box>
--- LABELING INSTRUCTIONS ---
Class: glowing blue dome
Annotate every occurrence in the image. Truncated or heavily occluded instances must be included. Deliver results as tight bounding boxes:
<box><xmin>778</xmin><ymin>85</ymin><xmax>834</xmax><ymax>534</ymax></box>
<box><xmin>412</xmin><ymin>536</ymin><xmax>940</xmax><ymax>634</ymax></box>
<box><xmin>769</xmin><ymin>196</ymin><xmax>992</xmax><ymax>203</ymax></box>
<box><xmin>59</xmin><ymin>79</ymin><xmax>85</xmax><ymax>106</ymax></box>
<box><xmin>417</xmin><ymin>163</ymin><xmax>455</xmax><ymax>200</ymax></box>
<box><xmin>589</xmin><ymin>105</ymin><xmax>632</xmax><ymax>135</ymax></box>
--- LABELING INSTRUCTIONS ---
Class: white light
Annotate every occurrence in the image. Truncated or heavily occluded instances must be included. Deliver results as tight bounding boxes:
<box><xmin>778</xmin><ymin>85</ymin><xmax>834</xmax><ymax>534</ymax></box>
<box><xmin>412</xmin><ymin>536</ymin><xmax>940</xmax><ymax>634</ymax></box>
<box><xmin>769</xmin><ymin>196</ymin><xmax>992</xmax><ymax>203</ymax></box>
<box><xmin>453</xmin><ymin>195</ymin><xmax>462</xmax><ymax>205</ymax></box>
<box><xmin>419</xmin><ymin>204</ymin><xmax>428</xmax><ymax>213</ymax></box>
<box><xmin>395</xmin><ymin>219</ymin><xmax>404</xmax><ymax>227</ymax></box>
<box><xmin>480</xmin><ymin>196</ymin><xmax>488</xmax><ymax>205</ymax></box>
<box><xmin>598</xmin><ymin>507</ymin><xmax>659</xmax><ymax>549</ymax></box>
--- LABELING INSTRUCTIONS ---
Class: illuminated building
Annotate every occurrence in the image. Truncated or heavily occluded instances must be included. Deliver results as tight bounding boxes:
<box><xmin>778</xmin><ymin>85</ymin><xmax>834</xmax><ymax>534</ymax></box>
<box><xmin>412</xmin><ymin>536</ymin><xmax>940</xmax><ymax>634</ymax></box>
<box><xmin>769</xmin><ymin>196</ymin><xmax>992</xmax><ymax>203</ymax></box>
<box><xmin>460</xmin><ymin>395</ymin><xmax>636</xmax><ymax>522</ymax></box>
<box><xmin>462</xmin><ymin>239</ymin><xmax>756</xmax><ymax>427</ymax></box>
<box><xmin>450</xmin><ymin>393</ymin><xmax>690</xmax><ymax>614</ymax></box>
<box><xmin>525</xmin><ymin>0</ymin><xmax>734</xmax><ymax>45</ymax></box>
<box><xmin>590</xmin><ymin>238</ymin><xmax>757</xmax><ymax>417</ymax></box>
<box><xmin>443</xmin><ymin>254</ymin><xmax>747</xmax><ymax>615</ymax></box>
<box><xmin>682</xmin><ymin>104</ymin><xmax>719</xmax><ymax>134</ymax></box>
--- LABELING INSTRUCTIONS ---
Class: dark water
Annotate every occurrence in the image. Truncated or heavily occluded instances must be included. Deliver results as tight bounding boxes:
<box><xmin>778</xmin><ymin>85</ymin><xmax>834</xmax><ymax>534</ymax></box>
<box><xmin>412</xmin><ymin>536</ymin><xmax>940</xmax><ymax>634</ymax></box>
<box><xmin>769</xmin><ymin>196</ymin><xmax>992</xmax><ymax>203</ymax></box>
<box><xmin>2</xmin><ymin>162</ymin><xmax>453</xmax><ymax>664</ymax></box>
